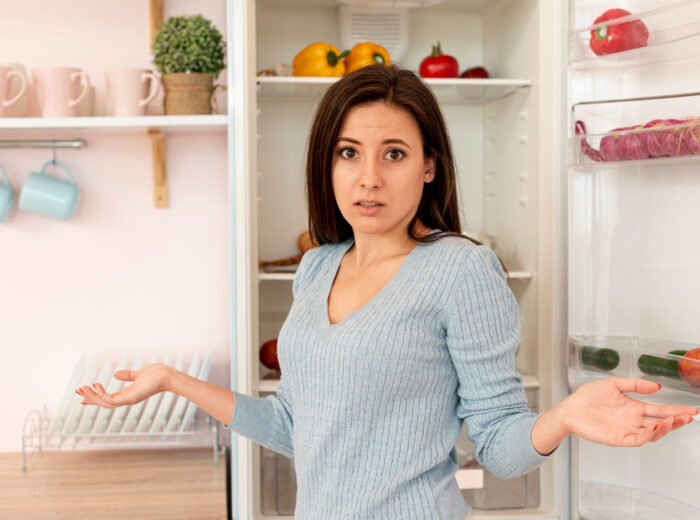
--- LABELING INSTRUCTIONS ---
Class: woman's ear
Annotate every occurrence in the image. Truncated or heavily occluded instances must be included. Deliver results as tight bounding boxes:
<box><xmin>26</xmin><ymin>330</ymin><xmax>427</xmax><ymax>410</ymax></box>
<box><xmin>424</xmin><ymin>156</ymin><xmax>436</xmax><ymax>183</ymax></box>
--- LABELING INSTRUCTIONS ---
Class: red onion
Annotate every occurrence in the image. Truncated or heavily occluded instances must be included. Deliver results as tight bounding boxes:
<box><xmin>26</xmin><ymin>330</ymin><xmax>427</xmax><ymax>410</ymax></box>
<box><xmin>577</xmin><ymin>117</ymin><xmax>700</xmax><ymax>163</ymax></box>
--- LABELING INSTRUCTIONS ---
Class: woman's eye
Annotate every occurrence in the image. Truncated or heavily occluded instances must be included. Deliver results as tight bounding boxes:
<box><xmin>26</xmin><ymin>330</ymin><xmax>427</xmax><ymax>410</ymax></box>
<box><xmin>339</xmin><ymin>148</ymin><xmax>357</xmax><ymax>160</ymax></box>
<box><xmin>386</xmin><ymin>149</ymin><xmax>404</xmax><ymax>161</ymax></box>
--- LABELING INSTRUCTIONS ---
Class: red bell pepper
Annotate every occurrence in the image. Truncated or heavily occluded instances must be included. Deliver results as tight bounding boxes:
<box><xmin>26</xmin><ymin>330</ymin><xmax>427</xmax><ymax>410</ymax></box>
<box><xmin>589</xmin><ymin>8</ymin><xmax>649</xmax><ymax>56</ymax></box>
<box><xmin>419</xmin><ymin>41</ymin><xmax>459</xmax><ymax>78</ymax></box>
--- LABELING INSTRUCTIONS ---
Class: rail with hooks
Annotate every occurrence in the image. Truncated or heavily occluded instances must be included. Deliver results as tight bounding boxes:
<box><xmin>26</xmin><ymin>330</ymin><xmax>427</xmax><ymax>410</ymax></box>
<box><xmin>0</xmin><ymin>134</ymin><xmax>168</xmax><ymax>207</ymax></box>
<box><xmin>0</xmin><ymin>139</ymin><xmax>86</xmax><ymax>149</ymax></box>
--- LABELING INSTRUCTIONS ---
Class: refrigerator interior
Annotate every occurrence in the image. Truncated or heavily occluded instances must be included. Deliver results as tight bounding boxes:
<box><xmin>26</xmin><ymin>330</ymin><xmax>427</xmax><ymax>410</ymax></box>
<box><xmin>567</xmin><ymin>1</ymin><xmax>700</xmax><ymax>519</ymax></box>
<box><xmin>248</xmin><ymin>0</ymin><xmax>561</xmax><ymax>518</ymax></box>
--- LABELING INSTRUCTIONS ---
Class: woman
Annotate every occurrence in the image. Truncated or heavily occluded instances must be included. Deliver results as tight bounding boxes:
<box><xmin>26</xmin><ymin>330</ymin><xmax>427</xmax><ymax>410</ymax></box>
<box><xmin>76</xmin><ymin>65</ymin><xmax>697</xmax><ymax>520</ymax></box>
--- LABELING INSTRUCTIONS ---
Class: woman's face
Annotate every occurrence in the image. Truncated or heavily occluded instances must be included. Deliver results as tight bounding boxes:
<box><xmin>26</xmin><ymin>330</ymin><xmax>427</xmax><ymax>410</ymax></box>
<box><xmin>331</xmin><ymin>101</ymin><xmax>435</xmax><ymax>238</ymax></box>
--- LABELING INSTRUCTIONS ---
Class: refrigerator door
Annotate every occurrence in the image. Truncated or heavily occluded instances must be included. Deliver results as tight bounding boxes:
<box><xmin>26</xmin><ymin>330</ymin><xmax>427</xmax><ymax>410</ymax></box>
<box><xmin>566</xmin><ymin>1</ymin><xmax>700</xmax><ymax>519</ymax></box>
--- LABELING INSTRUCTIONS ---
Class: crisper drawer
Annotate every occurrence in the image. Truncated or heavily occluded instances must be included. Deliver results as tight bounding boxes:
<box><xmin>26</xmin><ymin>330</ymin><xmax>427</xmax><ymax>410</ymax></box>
<box><xmin>456</xmin><ymin>382</ymin><xmax>540</xmax><ymax>511</ymax></box>
<box><xmin>260</xmin><ymin>445</ymin><xmax>296</xmax><ymax>516</ymax></box>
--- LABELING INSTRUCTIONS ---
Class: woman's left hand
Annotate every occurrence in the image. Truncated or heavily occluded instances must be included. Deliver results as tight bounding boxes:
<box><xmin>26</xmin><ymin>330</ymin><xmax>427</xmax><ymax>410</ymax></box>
<box><xmin>561</xmin><ymin>378</ymin><xmax>698</xmax><ymax>446</ymax></box>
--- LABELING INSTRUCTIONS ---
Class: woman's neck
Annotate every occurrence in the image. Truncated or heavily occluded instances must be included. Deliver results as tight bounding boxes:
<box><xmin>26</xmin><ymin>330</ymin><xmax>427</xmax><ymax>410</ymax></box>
<box><xmin>348</xmin><ymin>222</ymin><xmax>432</xmax><ymax>270</ymax></box>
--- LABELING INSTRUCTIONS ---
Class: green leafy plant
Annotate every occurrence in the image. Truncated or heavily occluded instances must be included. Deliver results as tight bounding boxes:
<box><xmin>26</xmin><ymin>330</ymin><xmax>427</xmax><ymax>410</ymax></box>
<box><xmin>152</xmin><ymin>14</ymin><xmax>226</xmax><ymax>76</ymax></box>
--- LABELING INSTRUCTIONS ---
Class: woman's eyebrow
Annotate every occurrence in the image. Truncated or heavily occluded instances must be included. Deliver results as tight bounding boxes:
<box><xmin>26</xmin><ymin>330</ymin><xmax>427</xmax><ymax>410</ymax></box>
<box><xmin>336</xmin><ymin>137</ymin><xmax>412</xmax><ymax>149</ymax></box>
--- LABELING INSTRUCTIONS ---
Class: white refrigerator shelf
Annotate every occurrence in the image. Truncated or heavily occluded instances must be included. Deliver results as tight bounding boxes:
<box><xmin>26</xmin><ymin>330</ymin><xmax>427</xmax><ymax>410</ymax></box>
<box><xmin>256</xmin><ymin>75</ymin><xmax>532</xmax><ymax>104</ymax></box>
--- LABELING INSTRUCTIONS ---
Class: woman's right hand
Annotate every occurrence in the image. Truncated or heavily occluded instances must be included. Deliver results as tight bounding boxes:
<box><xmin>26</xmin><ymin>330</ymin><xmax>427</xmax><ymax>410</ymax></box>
<box><xmin>75</xmin><ymin>363</ymin><xmax>172</xmax><ymax>408</ymax></box>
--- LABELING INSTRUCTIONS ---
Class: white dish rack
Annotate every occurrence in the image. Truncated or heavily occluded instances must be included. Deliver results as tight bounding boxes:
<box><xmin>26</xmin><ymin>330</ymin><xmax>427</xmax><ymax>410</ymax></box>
<box><xmin>21</xmin><ymin>351</ymin><xmax>222</xmax><ymax>472</ymax></box>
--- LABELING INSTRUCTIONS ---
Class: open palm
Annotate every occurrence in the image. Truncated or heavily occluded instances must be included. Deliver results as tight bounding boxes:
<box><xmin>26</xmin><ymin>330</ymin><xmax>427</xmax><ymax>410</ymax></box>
<box><xmin>75</xmin><ymin>363</ymin><xmax>171</xmax><ymax>408</ymax></box>
<box><xmin>565</xmin><ymin>378</ymin><xmax>697</xmax><ymax>446</ymax></box>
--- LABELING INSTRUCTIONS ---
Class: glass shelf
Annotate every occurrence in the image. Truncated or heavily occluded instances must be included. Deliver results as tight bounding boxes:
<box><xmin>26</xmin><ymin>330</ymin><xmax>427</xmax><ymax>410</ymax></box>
<box><xmin>256</xmin><ymin>76</ymin><xmax>531</xmax><ymax>104</ymax></box>
<box><xmin>569</xmin><ymin>335</ymin><xmax>700</xmax><ymax>404</ymax></box>
<box><xmin>569</xmin><ymin>0</ymin><xmax>700</xmax><ymax>70</ymax></box>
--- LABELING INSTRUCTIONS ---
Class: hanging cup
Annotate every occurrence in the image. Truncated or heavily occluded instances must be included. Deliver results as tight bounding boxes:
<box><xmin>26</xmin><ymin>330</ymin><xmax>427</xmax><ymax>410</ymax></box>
<box><xmin>19</xmin><ymin>159</ymin><xmax>80</xmax><ymax>220</ymax></box>
<box><xmin>0</xmin><ymin>165</ymin><xmax>16</xmax><ymax>222</ymax></box>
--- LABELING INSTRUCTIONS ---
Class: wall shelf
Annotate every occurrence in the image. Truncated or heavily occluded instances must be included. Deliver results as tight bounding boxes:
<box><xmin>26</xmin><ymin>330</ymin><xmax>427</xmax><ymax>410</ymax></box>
<box><xmin>0</xmin><ymin>115</ymin><xmax>228</xmax><ymax>134</ymax></box>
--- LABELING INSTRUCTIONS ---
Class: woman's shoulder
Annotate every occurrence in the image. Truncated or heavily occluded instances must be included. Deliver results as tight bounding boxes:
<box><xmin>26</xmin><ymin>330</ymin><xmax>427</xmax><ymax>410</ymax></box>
<box><xmin>421</xmin><ymin>233</ymin><xmax>503</xmax><ymax>279</ymax></box>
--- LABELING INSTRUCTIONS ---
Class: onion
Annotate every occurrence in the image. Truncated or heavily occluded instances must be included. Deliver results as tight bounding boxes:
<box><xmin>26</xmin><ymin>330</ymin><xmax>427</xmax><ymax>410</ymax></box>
<box><xmin>578</xmin><ymin>117</ymin><xmax>700</xmax><ymax>162</ymax></box>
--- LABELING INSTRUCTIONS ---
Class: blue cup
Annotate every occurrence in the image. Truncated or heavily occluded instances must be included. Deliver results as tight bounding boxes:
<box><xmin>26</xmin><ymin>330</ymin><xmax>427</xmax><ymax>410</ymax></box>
<box><xmin>0</xmin><ymin>165</ymin><xmax>16</xmax><ymax>222</ymax></box>
<box><xmin>19</xmin><ymin>159</ymin><xmax>79</xmax><ymax>221</ymax></box>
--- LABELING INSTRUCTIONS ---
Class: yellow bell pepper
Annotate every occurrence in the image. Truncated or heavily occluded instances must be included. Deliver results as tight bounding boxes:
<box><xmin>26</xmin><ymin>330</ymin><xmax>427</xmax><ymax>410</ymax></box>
<box><xmin>344</xmin><ymin>42</ymin><xmax>391</xmax><ymax>75</ymax></box>
<box><xmin>293</xmin><ymin>42</ymin><xmax>349</xmax><ymax>77</ymax></box>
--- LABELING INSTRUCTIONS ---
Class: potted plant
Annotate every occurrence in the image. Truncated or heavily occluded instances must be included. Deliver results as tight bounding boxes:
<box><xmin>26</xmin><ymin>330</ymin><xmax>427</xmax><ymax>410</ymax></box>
<box><xmin>152</xmin><ymin>14</ymin><xmax>226</xmax><ymax>115</ymax></box>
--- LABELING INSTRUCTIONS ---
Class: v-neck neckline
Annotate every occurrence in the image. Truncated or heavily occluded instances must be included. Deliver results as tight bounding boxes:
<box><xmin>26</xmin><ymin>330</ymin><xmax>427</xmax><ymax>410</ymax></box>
<box><xmin>323</xmin><ymin>230</ymin><xmax>439</xmax><ymax>329</ymax></box>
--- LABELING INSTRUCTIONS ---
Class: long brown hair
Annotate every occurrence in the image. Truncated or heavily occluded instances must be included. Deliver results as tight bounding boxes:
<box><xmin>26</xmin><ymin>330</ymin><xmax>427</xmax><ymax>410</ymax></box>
<box><xmin>305</xmin><ymin>63</ymin><xmax>479</xmax><ymax>248</ymax></box>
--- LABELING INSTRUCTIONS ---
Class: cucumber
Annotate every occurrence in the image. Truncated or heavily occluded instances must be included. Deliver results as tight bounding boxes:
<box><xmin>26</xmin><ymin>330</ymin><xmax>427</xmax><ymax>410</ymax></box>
<box><xmin>581</xmin><ymin>346</ymin><xmax>620</xmax><ymax>371</ymax></box>
<box><xmin>637</xmin><ymin>350</ymin><xmax>687</xmax><ymax>380</ymax></box>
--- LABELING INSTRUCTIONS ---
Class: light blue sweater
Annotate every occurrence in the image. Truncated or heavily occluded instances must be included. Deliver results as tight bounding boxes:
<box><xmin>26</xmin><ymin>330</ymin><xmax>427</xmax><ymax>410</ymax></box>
<box><xmin>227</xmin><ymin>230</ymin><xmax>551</xmax><ymax>519</ymax></box>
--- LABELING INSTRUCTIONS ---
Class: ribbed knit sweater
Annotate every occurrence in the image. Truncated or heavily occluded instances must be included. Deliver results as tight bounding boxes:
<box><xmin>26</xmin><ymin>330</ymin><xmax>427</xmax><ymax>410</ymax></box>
<box><xmin>226</xmin><ymin>230</ymin><xmax>551</xmax><ymax>519</ymax></box>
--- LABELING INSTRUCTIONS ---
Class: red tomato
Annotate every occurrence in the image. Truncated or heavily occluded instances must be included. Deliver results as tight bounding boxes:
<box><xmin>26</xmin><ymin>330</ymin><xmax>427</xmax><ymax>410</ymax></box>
<box><xmin>460</xmin><ymin>66</ymin><xmax>489</xmax><ymax>79</ymax></box>
<box><xmin>260</xmin><ymin>339</ymin><xmax>280</xmax><ymax>371</ymax></box>
<box><xmin>678</xmin><ymin>347</ymin><xmax>700</xmax><ymax>387</ymax></box>
<box><xmin>419</xmin><ymin>41</ymin><xmax>459</xmax><ymax>78</ymax></box>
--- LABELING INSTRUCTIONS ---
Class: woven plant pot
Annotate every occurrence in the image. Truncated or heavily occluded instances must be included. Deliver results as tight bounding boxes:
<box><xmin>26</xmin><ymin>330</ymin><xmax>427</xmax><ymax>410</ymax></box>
<box><xmin>161</xmin><ymin>72</ymin><xmax>214</xmax><ymax>115</ymax></box>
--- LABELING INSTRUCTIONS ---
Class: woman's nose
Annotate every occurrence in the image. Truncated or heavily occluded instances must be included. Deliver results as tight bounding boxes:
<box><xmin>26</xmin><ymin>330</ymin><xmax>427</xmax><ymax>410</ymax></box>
<box><xmin>359</xmin><ymin>160</ymin><xmax>382</xmax><ymax>189</ymax></box>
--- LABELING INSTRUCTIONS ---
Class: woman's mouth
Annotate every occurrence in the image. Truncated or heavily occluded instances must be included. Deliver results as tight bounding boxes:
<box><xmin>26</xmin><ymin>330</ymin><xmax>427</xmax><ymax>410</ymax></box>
<box><xmin>355</xmin><ymin>202</ymin><xmax>384</xmax><ymax>215</ymax></box>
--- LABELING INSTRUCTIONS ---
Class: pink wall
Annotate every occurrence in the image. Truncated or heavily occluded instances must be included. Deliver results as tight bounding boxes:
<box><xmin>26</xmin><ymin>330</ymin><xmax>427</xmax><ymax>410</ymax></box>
<box><xmin>0</xmin><ymin>1</ymin><xmax>231</xmax><ymax>451</ymax></box>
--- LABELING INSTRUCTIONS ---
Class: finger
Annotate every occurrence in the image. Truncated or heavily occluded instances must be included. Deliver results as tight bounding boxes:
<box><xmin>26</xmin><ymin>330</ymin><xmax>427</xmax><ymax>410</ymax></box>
<box><xmin>613</xmin><ymin>378</ymin><xmax>661</xmax><ymax>395</ymax></box>
<box><xmin>670</xmin><ymin>415</ymin><xmax>694</xmax><ymax>431</ymax></box>
<box><xmin>642</xmin><ymin>402</ymin><xmax>699</xmax><ymax>419</ymax></box>
<box><xmin>651</xmin><ymin>417</ymin><xmax>675</xmax><ymax>442</ymax></box>
<box><xmin>79</xmin><ymin>384</ymin><xmax>117</xmax><ymax>408</ymax></box>
<box><xmin>114</xmin><ymin>369</ymin><xmax>137</xmax><ymax>382</ymax></box>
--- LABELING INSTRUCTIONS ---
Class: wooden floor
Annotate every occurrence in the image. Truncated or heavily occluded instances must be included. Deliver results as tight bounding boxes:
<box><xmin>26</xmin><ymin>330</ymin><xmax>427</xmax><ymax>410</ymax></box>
<box><xmin>0</xmin><ymin>447</ymin><xmax>228</xmax><ymax>519</ymax></box>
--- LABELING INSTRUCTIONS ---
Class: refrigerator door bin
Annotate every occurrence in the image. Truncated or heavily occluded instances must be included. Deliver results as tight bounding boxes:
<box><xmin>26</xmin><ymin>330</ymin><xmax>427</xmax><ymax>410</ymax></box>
<box><xmin>568</xmin><ymin>335</ymin><xmax>700</xmax><ymax>403</ymax></box>
<box><xmin>569</xmin><ymin>0</ymin><xmax>700</xmax><ymax>70</ymax></box>
<box><xmin>570</xmin><ymin>90</ymin><xmax>700</xmax><ymax>168</ymax></box>
<box><xmin>578</xmin><ymin>480</ymin><xmax>700</xmax><ymax>520</ymax></box>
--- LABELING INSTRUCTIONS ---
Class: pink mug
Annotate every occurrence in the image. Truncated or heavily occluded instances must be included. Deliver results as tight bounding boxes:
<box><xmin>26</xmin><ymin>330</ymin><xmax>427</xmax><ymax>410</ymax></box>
<box><xmin>32</xmin><ymin>67</ymin><xmax>91</xmax><ymax>117</ymax></box>
<box><xmin>0</xmin><ymin>66</ymin><xmax>27</xmax><ymax>117</ymax></box>
<box><xmin>105</xmin><ymin>68</ymin><xmax>160</xmax><ymax>117</ymax></box>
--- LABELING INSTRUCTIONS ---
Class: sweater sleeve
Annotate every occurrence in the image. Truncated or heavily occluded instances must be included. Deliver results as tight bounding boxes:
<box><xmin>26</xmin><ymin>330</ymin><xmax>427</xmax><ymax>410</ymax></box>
<box><xmin>443</xmin><ymin>245</ymin><xmax>553</xmax><ymax>479</ymax></box>
<box><xmin>223</xmin><ymin>248</ymin><xmax>325</xmax><ymax>459</ymax></box>
<box><xmin>225</xmin><ymin>376</ymin><xmax>294</xmax><ymax>459</ymax></box>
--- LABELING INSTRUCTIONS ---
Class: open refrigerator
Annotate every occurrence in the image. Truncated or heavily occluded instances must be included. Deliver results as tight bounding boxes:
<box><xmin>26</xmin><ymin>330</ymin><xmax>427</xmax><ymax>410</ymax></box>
<box><xmin>229</xmin><ymin>0</ymin><xmax>700</xmax><ymax>519</ymax></box>
<box><xmin>567</xmin><ymin>0</ymin><xmax>700</xmax><ymax>519</ymax></box>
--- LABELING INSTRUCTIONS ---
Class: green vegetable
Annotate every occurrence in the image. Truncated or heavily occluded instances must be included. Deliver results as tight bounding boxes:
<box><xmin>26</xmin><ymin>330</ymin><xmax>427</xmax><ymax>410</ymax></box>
<box><xmin>152</xmin><ymin>15</ymin><xmax>226</xmax><ymax>76</ymax></box>
<box><xmin>581</xmin><ymin>346</ymin><xmax>620</xmax><ymax>371</ymax></box>
<box><xmin>637</xmin><ymin>350</ymin><xmax>688</xmax><ymax>380</ymax></box>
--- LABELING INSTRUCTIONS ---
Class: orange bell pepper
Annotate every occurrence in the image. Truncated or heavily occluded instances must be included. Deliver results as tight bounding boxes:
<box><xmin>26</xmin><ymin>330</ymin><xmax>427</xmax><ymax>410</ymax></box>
<box><xmin>293</xmin><ymin>42</ymin><xmax>349</xmax><ymax>77</ymax></box>
<box><xmin>344</xmin><ymin>42</ymin><xmax>391</xmax><ymax>75</ymax></box>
